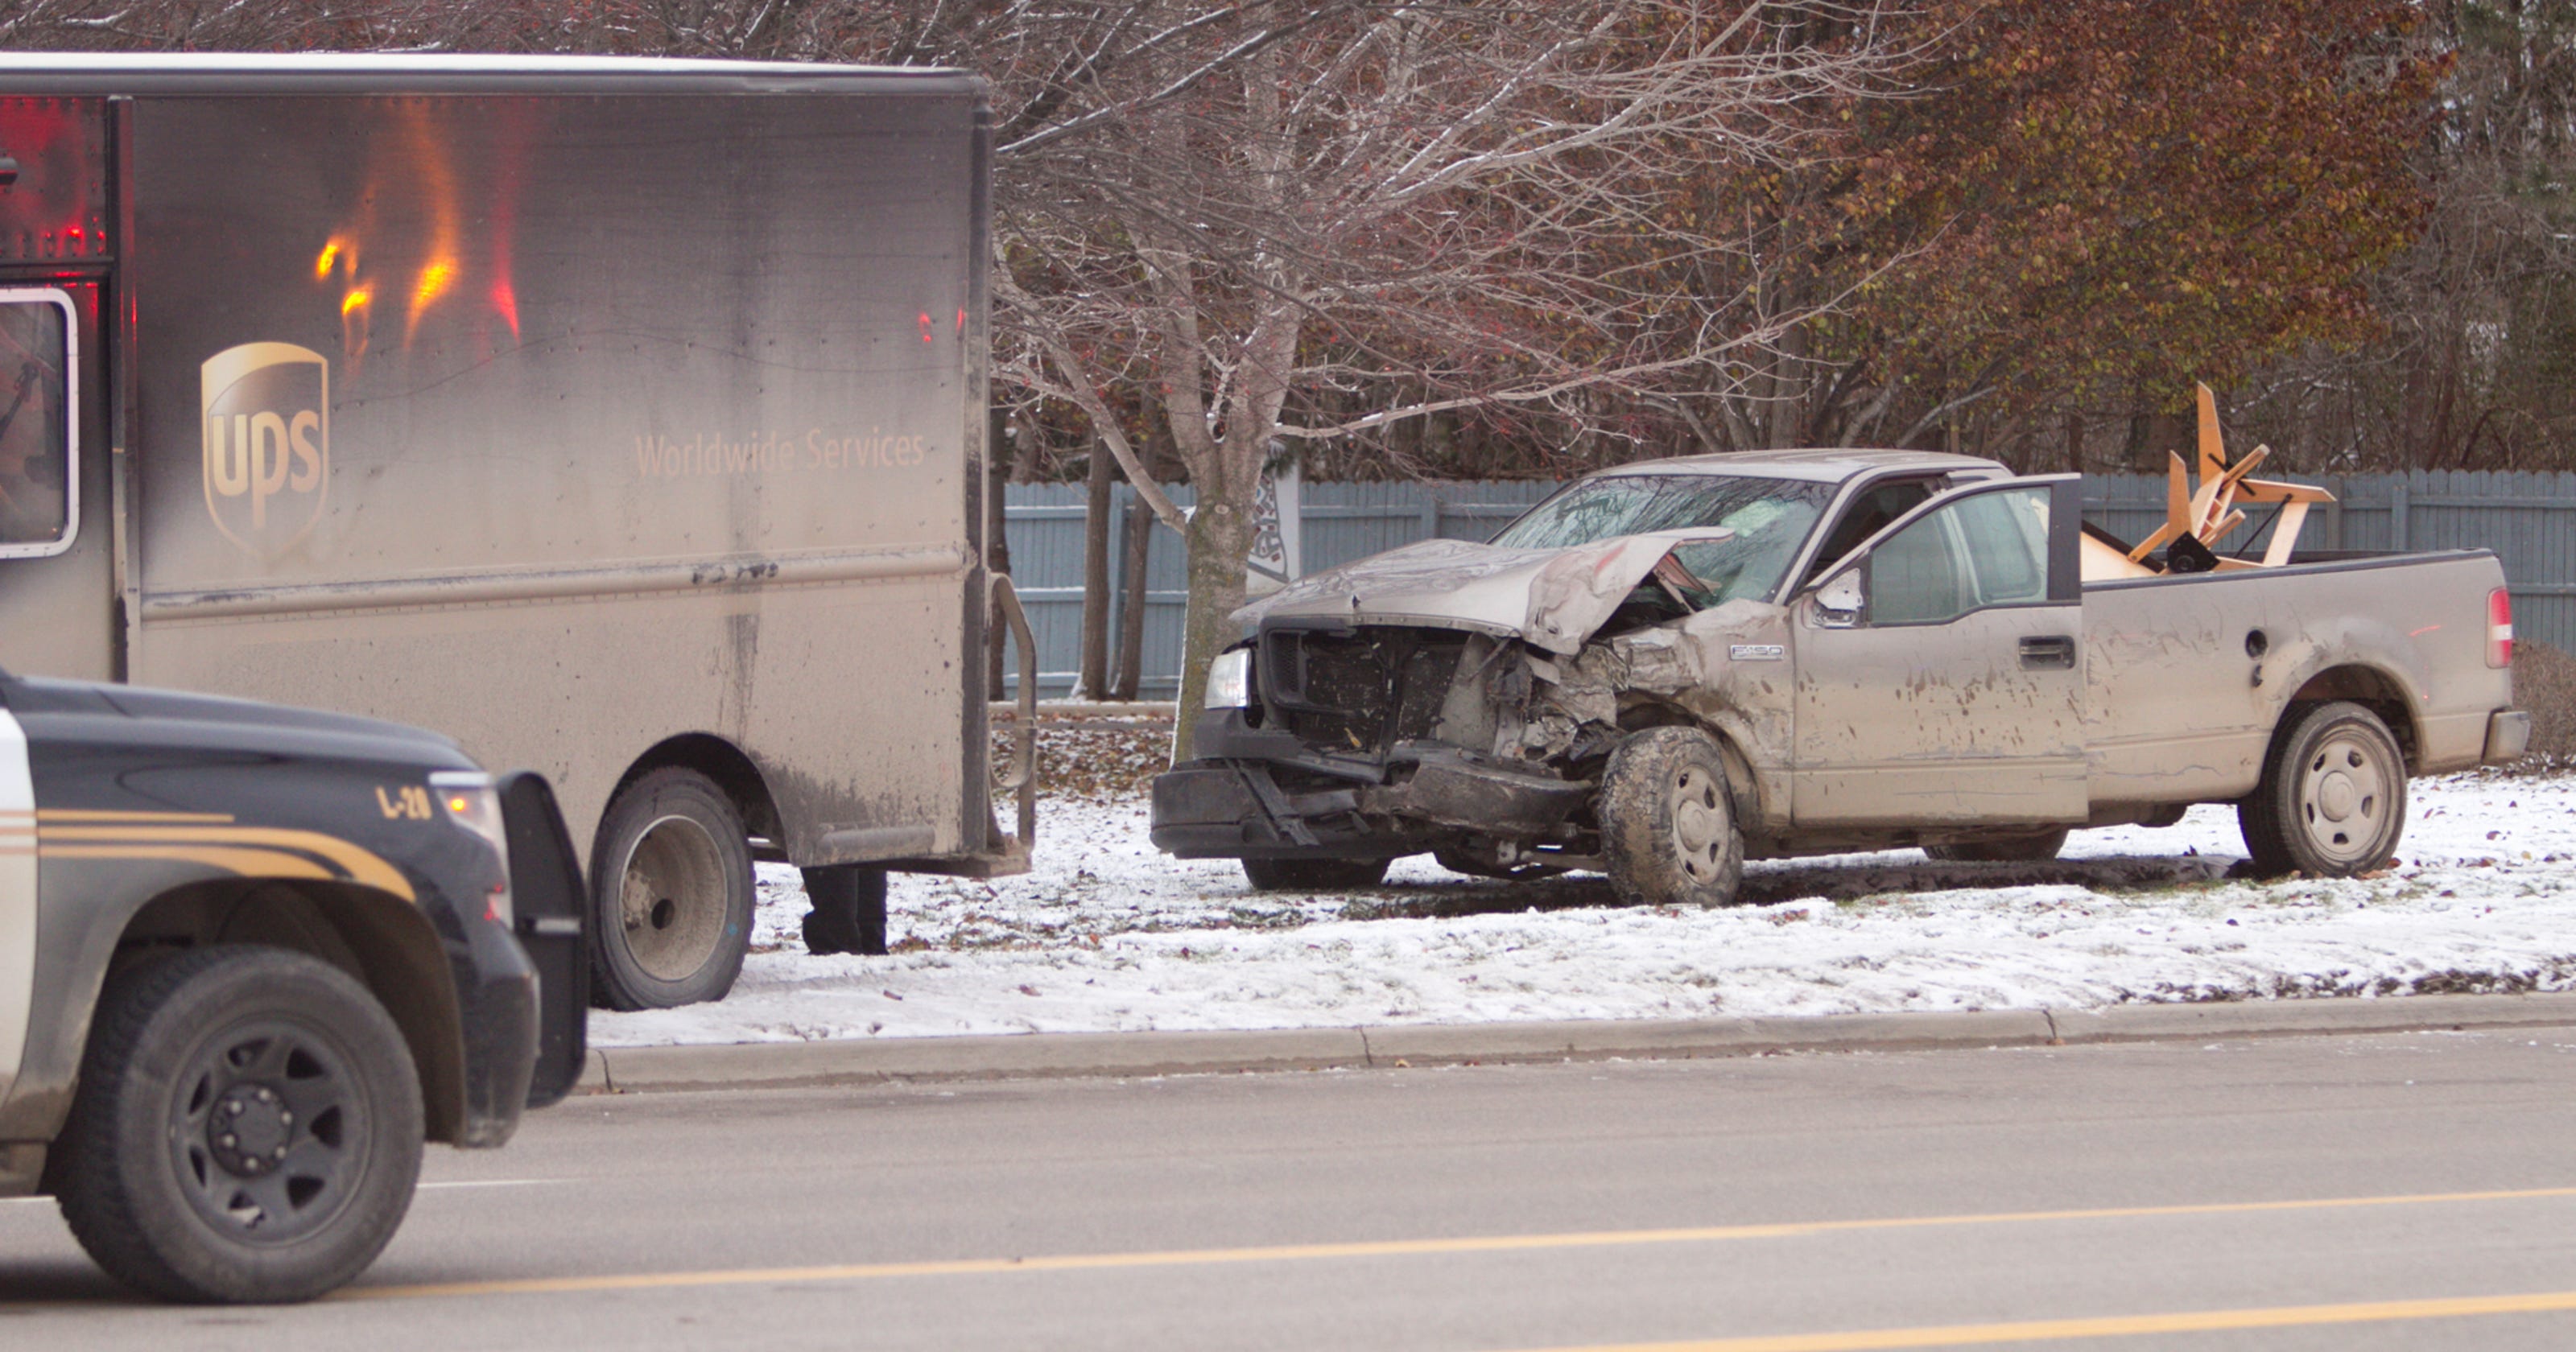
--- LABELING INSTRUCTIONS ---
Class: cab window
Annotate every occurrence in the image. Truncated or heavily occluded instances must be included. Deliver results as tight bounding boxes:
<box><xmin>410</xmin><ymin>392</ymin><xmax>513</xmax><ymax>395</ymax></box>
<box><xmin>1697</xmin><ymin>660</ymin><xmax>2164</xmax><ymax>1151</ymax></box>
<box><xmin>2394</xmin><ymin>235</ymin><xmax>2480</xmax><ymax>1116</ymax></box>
<box><xmin>0</xmin><ymin>290</ymin><xmax>74</xmax><ymax>558</ymax></box>
<box><xmin>1864</xmin><ymin>485</ymin><xmax>2052</xmax><ymax>625</ymax></box>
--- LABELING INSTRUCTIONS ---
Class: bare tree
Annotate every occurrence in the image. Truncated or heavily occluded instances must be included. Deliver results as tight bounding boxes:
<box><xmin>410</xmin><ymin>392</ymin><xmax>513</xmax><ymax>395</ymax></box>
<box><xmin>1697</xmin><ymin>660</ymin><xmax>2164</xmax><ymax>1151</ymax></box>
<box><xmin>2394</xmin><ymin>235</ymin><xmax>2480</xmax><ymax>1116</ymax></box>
<box><xmin>969</xmin><ymin>1</ymin><xmax>1906</xmax><ymax>748</ymax></box>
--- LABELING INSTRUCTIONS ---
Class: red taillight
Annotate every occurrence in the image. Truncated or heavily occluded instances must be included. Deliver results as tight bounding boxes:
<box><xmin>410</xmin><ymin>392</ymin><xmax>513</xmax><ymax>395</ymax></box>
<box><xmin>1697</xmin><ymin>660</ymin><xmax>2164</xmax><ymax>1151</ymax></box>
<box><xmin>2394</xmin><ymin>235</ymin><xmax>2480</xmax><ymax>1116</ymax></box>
<box><xmin>2488</xmin><ymin>587</ymin><xmax>2514</xmax><ymax>669</ymax></box>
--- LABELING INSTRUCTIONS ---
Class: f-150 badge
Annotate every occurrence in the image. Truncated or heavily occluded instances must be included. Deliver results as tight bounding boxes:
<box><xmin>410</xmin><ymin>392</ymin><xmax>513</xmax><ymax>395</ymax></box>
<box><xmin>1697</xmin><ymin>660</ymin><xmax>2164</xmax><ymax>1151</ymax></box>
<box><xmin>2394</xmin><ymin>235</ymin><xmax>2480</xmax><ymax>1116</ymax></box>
<box><xmin>1729</xmin><ymin>644</ymin><xmax>1785</xmax><ymax>662</ymax></box>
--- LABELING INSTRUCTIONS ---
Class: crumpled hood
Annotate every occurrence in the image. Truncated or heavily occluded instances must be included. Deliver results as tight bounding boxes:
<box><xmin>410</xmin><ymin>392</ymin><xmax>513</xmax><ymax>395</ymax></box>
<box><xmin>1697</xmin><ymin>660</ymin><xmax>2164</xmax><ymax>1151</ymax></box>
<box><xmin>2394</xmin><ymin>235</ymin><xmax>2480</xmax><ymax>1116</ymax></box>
<box><xmin>1233</xmin><ymin>530</ymin><xmax>1733</xmax><ymax>656</ymax></box>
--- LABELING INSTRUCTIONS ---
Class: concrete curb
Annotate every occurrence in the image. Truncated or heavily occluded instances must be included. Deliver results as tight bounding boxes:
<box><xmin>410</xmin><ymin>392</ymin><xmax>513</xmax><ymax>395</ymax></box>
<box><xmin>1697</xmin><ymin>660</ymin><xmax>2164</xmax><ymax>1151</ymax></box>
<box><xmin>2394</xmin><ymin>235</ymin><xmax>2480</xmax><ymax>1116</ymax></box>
<box><xmin>572</xmin><ymin>991</ymin><xmax>2576</xmax><ymax>1095</ymax></box>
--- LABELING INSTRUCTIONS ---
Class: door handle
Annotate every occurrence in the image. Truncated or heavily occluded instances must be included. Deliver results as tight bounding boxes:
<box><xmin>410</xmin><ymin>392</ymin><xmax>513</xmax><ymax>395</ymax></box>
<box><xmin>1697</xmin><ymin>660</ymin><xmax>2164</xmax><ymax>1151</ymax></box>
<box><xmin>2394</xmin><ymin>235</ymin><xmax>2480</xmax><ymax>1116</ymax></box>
<box><xmin>2019</xmin><ymin>634</ymin><xmax>2076</xmax><ymax>670</ymax></box>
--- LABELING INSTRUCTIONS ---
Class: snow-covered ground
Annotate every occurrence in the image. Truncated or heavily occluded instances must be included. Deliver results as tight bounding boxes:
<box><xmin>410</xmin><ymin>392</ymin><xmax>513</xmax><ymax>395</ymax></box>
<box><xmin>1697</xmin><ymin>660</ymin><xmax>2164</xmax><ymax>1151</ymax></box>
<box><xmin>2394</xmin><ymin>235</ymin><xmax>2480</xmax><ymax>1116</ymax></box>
<box><xmin>592</xmin><ymin>772</ymin><xmax>2576</xmax><ymax>1048</ymax></box>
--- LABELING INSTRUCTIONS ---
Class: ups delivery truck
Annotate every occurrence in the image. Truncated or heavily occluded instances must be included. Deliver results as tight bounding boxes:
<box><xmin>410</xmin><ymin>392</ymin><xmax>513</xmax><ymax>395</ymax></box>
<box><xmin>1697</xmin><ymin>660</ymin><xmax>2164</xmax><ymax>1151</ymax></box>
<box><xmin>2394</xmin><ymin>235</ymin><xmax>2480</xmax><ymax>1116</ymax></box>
<box><xmin>0</xmin><ymin>55</ymin><xmax>1035</xmax><ymax>1009</ymax></box>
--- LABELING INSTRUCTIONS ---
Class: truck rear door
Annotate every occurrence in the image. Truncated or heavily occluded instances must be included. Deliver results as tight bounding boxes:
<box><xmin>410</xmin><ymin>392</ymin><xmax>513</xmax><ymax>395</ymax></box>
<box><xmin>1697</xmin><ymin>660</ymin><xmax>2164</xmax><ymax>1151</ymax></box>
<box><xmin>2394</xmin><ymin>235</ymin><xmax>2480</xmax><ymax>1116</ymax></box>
<box><xmin>1789</xmin><ymin>475</ymin><xmax>2087</xmax><ymax>826</ymax></box>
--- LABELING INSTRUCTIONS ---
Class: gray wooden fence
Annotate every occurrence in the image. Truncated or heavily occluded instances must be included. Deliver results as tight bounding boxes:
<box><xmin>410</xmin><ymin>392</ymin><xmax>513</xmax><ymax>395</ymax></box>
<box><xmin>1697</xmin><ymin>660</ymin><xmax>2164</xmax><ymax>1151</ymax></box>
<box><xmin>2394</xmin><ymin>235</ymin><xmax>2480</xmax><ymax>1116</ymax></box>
<box><xmin>1003</xmin><ymin>470</ymin><xmax>2576</xmax><ymax>698</ymax></box>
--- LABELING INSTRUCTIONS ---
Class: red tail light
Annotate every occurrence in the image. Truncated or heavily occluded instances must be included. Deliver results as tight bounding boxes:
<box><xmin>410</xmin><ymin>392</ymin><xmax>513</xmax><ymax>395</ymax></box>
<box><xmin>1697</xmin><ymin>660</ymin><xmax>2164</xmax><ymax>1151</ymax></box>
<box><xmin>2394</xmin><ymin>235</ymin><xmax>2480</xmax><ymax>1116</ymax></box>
<box><xmin>2488</xmin><ymin>587</ymin><xmax>2514</xmax><ymax>669</ymax></box>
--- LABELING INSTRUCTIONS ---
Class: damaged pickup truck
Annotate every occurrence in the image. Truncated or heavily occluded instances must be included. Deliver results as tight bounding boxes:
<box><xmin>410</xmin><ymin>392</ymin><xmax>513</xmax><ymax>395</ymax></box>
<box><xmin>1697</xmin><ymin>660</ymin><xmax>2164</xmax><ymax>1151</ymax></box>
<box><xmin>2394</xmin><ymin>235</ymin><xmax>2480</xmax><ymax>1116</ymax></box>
<box><xmin>1150</xmin><ymin>450</ymin><xmax>2528</xmax><ymax>905</ymax></box>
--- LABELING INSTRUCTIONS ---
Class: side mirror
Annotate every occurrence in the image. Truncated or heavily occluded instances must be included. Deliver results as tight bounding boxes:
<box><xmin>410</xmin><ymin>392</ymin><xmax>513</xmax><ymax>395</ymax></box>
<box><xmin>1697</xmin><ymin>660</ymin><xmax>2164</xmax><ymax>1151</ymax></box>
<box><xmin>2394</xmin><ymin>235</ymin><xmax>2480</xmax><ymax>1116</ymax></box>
<box><xmin>1812</xmin><ymin>569</ymin><xmax>1864</xmax><ymax>628</ymax></box>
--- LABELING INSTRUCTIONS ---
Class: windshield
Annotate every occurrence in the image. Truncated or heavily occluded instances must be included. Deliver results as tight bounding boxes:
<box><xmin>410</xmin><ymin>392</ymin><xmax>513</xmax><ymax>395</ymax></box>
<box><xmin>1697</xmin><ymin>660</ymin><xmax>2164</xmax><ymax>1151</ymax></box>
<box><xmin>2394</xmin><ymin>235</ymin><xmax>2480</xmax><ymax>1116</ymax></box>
<box><xmin>1491</xmin><ymin>473</ymin><xmax>1834</xmax><ymax>605</ymax></box>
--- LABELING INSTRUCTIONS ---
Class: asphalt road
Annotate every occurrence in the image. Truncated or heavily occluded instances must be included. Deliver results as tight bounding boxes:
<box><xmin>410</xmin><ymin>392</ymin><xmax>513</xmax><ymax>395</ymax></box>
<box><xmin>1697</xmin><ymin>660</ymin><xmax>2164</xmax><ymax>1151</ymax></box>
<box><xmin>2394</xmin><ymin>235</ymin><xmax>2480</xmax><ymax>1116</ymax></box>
<box><xmin>6</xmin><ymin>1027</ymin><xmax>2576</xmax><ymax>1350</ymax></box>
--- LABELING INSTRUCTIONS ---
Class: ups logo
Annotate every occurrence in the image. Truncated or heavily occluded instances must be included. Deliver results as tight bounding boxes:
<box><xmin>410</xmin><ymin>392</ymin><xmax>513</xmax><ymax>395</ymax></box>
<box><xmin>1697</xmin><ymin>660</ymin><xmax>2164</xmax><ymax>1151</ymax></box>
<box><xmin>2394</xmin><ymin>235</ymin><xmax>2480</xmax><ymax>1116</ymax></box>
<box><xmin>201</xmin><ymin>342</ymin><xmax>329</xmax><ymax>556</ymax></box>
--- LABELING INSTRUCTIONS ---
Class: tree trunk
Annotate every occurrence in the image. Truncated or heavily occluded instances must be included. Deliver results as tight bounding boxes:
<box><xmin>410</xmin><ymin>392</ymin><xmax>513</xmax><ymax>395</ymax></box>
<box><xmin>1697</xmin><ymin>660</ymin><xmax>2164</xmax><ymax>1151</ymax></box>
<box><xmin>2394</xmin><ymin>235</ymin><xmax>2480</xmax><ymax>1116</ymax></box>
<box><xmin>1170</xmin><ymin>499</ymin><xmax>1254</xmax><ymax>763</ymax></box>
<box><xmin>1110</xmin><ymin>494</ymin><xmax>1152</xmax><ymax>702</ymax></box>
<box><xmin>1076</xmin><ymin>442</ymin><xmax>1114</xmax><ymax>701</ymax></box>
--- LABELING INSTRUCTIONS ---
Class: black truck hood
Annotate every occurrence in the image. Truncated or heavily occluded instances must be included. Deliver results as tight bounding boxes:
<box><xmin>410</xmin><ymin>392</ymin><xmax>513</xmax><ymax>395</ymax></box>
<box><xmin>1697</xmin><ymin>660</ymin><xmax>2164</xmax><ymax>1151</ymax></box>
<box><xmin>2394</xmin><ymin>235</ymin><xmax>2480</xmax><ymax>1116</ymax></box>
<box><xmin>0</xmin><ymin>673</ymin><xmax>460</xmax><ymax>753</ymax></box>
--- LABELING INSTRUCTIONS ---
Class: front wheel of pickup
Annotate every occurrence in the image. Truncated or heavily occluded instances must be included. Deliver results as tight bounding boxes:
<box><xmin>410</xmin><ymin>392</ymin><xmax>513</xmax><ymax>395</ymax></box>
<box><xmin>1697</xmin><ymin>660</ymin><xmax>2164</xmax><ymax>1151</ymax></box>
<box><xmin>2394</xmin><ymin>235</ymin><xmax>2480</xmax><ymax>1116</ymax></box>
<box><xmin>1600</xmin><ymin>727</ymin><xmax>1744</xmax><ymax>909</ymax></box>
<box><xmin>2240</xmin><ymin>701</ymin><xmax>2407</xmax><ymax>877</ymax></box>
<box><xmin>55</xmin><ymin>946</ymin><xmax>423</xmax><ymax>1304</ymax></box>
<box><xmin>1241</xmin><ymin>857</ymin><xmax>1391</xmax><ymax>891</ymax></box>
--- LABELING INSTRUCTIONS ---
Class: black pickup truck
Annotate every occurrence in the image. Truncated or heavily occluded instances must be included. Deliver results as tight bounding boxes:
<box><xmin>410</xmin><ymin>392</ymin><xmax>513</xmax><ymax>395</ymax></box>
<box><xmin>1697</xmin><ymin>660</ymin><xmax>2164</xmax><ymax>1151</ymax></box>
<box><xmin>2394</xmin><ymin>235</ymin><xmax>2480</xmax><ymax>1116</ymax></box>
<box><xmin>0</xmin><ymin>666</ymin><xmax>587</xmax><ymax>1302</ymax></box>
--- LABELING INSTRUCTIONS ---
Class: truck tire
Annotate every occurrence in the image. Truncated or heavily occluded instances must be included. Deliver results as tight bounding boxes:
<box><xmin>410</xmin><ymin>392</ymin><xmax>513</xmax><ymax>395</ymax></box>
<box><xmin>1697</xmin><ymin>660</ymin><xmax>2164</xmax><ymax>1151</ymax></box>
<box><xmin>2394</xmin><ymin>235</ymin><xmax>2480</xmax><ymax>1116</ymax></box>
<box><xmin>590</xmin><ymin>768</ymin><xmax>755</xmax><ymax>1009</ymax></box>
<box><xmin>2239</xmin><ymin>701</ymin><xmax>2408</xmax><ymax>878</ymax></box>
<box><xmin>1600</xmin><ymin>726</ymin><xmax>1744</xmax><ymax>908</ymax></box>
<box><xmin>54</xmin><ymin>946</ymin><xmax>423</xmax><ymax>1304</ymax></box>
<box><xmin>1924</xmin><ymin>829</ymin><xmax>2070</xmax><ymax>863</ymax></box>
<box><xmin>801</xmin><ymin>864</ymin><xmax>889</xmax><ymax>956</ymax></box>
<box><xmin>1241</xmin><ymin>857</ymin><xmax>1392</xmax><ymax>890</ymax></box>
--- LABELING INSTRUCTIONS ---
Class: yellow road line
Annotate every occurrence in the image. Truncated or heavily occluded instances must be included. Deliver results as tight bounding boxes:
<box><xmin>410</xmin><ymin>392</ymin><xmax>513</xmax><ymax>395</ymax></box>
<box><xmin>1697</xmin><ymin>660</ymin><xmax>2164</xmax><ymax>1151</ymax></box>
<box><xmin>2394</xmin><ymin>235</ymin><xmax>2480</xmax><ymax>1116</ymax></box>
<box><xmin>1491</xmin><ymin>1289</ymin><xmax>2576</xmax><ymax>1351</ymax></box>
<box><xmin>341</xmin><ymin>1185</ymin><xmax>2576</xmax><ymax>1302</ymax></box>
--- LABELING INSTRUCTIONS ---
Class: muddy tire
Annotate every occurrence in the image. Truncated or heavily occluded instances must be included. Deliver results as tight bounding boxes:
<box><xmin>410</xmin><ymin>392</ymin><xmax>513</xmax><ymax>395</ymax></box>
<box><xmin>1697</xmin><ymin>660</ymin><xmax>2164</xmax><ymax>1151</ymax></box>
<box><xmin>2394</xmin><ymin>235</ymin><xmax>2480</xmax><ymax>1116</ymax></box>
<box><xmin>1600</xmin><ymin>726</ymin><xmax>1744</xmax><ymax>908</ymax></box>
<box><xmin>55</xmin><ymin>946</ymin><xmax>423</xmax><ymax>1304</ymax></box>
<box><xmin>590</xmin><ymin>768</ymin><xmax>754</xmax><ymax>1010</ymax></box>
<box><xmin>2239</xmin><ymin>701</ymin><xmax>2407</xmax><ymax>878</ymax></box>
<box><xmin>1924</xmin><ymin>829</ymin><xmax>2070</xmax><ymax>863</ymax></box>
<box><xmin>1241</xmin><ymin>857</ymin><xmax>1391</xmax><ymax>891</ymax></box>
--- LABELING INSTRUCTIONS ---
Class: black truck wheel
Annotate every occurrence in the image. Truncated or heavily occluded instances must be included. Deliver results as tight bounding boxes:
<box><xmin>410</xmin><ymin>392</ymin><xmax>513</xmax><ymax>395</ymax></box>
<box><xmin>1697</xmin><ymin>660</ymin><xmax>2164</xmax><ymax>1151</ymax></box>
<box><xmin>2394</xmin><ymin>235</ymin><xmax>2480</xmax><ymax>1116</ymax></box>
<box><xmin>1924</xmin><ymin>829</ymin><xmax>2070</xmax><ymax>863</ymax></box>
<box><xmin>1600</xmin><ymin>726</ymin><xmax>1744</xmax><ymax>908</ymax></box>
<box><xmin>54</xmin><ymin>946</ymin><xmax>423</xmax><ymax>1304</ymax></box>
<box><xmin>590</xmin><ymin>768</ymin><xmax>755</xmax><ymax>1009</ymax></box>
<box><xmin>2239</xmin><ymin>701</ymin><xmax>2408</xmax><ymax>877</ymax></box>
<box><xmin>1241</xmin><ymin>857</ymin><xmax>1392</xmax><ymax>891</ymax></box>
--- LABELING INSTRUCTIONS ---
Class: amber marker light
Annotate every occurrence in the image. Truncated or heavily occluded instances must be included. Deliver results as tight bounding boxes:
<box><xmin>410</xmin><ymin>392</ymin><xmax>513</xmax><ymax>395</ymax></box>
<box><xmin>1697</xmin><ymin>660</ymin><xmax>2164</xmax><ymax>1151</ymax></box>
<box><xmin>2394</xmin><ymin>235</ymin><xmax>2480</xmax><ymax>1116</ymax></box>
<box><xmin>427</xmin><ymin>771</ymin><xmax>514</xmax><ymax>927</ymax></box>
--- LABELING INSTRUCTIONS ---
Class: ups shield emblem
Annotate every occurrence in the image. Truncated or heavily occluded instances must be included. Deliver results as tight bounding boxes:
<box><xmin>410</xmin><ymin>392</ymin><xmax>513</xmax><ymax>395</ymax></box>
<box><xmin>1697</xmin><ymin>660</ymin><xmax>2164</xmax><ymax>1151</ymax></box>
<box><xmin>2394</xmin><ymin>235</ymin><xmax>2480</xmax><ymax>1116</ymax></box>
<box><xmin>201</xmin><ymin>342</ymin><xmax>328</xmax><ymax>557</ymax></box>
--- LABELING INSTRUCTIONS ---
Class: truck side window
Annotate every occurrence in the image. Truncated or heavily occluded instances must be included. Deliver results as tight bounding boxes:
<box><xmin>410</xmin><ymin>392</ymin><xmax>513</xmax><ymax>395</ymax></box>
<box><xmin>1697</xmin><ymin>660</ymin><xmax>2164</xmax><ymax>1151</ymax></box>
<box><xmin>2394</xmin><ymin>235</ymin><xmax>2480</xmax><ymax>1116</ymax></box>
<box><xmin>1868</xmin><ymin>485</ymin><xmax>2052</xmax><ymax>624</ymax></box>
<box><xmin>1955</xmin><ymin>488</ymin><xmax>2050</xmax><ymax>605</ymax></box>
<box><xmin>0</xmin><ymin>291</ymin><xmax>73</xmax><ymax>557</ymax></box>
<box><xmin>1869</xmin><ymin>509</ymin><xmax>1969</xmax><ymax>624</ymax></box>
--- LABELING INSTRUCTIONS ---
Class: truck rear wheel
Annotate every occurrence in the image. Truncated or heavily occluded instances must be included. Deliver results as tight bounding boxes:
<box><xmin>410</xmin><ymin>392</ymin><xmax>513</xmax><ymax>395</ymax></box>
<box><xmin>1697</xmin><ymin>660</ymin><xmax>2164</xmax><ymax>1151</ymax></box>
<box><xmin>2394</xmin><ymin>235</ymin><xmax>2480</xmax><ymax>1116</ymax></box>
<box><xmin>1925</xmin><ymin>829</ymin><xmax>2070</xmax><ymax>863</ymax></box>
<box><xmin>55</xmin><ymin>946</ymin><xmax>423</xmax><ymax>1304</ymax></box>
<box><xmin>1241</xmin><ymin>857</ymin><xmax>1391</xmax><ymax>890</ymax></box>
<box><xmin>591</xmin><ymin>768</ymin><xmax>755</xmax><ymax>1009</ymax></box>
<box><xmin>2239</xmin><ymin>701</ymin><xmax>2407</xmax><ymax>877</ymax></box>
<box><xmin>1600</xmin><ymin>726</ymin><xmax>1744</xmax><ymax>908</ymax></box>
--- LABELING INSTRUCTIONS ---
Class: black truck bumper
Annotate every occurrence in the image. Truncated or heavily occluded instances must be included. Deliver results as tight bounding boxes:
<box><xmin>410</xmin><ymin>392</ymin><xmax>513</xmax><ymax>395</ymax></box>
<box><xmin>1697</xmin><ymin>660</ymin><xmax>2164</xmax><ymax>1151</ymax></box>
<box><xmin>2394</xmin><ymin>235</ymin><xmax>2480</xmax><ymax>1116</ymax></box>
<box><xmin>1151</xmin><ymin>715</ymin><xmax>1590</xmax><ymax>860</ymax></box>
<box><xmin>448</xmin><ymin>927</ymin><xmax>540</xmax><ymax>1149</ymax></box>
<box><xmin>450</xmin><ymin>773</ymin><xmax>593</xmax><ymax>1148</ymax></box>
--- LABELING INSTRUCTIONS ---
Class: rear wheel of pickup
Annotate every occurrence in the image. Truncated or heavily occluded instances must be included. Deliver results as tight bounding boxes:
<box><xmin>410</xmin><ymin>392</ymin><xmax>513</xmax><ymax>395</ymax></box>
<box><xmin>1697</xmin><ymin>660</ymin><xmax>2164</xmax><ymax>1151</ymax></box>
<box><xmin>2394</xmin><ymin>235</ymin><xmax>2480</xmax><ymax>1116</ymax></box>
<box><xmin>56</xmin><ymin>946</ymin><xmax>423</xmax><ymax>1304</ymax></box>
<box><xmin>2240</xmin><ymin>701</ymin><xmax>2407</xmax><ymax>877</ymax></box>
<box><xmin>1241</xmin><ymin>857</ymin><xmax>1392</xmax><ymax>891</ymax></box>
<box><xmin>1924</xmin><ymin>829</ymin><xmax>2069</xmax><ymax>863</ymax></box>
<box><xmin>591</xmin><ymin>768</ymin><xmax>755</xmax><ymax>1009</ymax></box>
<box><xmin>1600</xmin><ymin>727</ymin><xmax>1744</xmax><ymax>909</ymax></box>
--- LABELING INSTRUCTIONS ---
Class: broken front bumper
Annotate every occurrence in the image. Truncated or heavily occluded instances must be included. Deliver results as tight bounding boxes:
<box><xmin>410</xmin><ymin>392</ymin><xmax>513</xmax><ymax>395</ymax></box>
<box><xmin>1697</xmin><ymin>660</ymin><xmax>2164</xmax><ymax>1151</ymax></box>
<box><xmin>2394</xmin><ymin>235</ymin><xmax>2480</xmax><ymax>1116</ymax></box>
<box><xmin>1150</xmin><ymin>732</ymin><xmax>1591</xmax><ymax>860</ymax></box>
